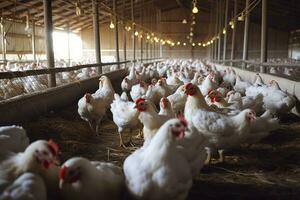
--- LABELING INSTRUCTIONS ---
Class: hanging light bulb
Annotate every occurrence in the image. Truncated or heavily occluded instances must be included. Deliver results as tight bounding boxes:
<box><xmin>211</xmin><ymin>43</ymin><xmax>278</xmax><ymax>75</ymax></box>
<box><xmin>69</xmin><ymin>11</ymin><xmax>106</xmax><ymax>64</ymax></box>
<box><xmin>210</xmin><ymin>40</ymin><xmax>213</xmax><ymax>44</ymax></box>
<box><xmin>146</xmin><ymin>35</ymin><xmax>150</xmax><ymax>40</ymax></box>
<box><xmin>222</xmin><ymin>28</ymin><xmax>226</xmax><ymax>35</ymax></box>
<box><xmin>231</xmin><ymin>24</ymin><xmax>235</xmax><ymax>29</ymax></box>
<box><xmin>192</xmin><ymin>43</ymin><xmax>196</xmax><ymax>46</ymax></box>
<box><xmin>203</xmin><ymin>43</ymin><xmax>206</xmax><ymax>47</ymax></box>
<box><xmin>134</xmin><ymin>31</ymin><xmax>139</xmax><ymax>36</ymax></box>
<box><xmin>183</xmin><ymin>42</ymin><xmax>186</xmax><ymax>46</ymax></box>
<box><xmin>192</xmin><ymin>0</ymin><xmax>198</xmax><ymax>14</ymax></box>
<box><xmin>177</xmin><ymin>41</ymin><xmax>181</xmax><ymax>45</ymax></box>
<box><xmin>198</xmin><ymin>42</ymin><xmax>201</xmax><ymax>46</ymax></box>
<box><xmin>125</xmin><ymin>26</ymin><xmax>131</xmax><ymax>31</ymax></box>
<box><xmin>109</xmin><ymin>20</ymin><xmax>115</xmax><ymax>29</ymax></box>
<box><xmin>192</xmin><ymin>20</ymin><xmax>196</xmax><ymax>25</ymax></box>
<box><xmin>182</xmin><ymin>19</ymin><xmax>187</xmax><ymax>24</ymax></box>
<box><xmin>238</xmin><ymin>13</ymin><xmax>245</xmax><ymax>21</ymax></box>
<box><xmin>189</xmin><ymin>32</ymin><xmax>193</xmax><ymax>36</ymax></box>
<box><xmin>75</xmin><ymin>0</ymin><xmax>84</xmax><ymax>16</ymax></box>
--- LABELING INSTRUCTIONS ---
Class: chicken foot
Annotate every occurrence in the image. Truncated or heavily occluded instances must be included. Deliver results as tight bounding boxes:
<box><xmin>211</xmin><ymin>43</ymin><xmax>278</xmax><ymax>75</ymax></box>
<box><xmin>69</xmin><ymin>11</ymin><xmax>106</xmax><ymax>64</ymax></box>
<box><xmin>204</xmin><ymin>147</ymin><xmax>212</xmax><ymax>165</ymax></box>
<box><xmin>217</xmin><ymin>149</ymin><xmax>225</xmax><ymax>163</ymax></box>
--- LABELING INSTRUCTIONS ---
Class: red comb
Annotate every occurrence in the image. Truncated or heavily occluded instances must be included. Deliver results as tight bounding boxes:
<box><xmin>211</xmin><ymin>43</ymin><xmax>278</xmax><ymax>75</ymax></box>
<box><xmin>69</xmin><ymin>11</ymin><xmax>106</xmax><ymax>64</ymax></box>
<box><xmin>85</xmin><ymin>93</ymin><xmax>92</xmax><ymax>103</ymax></box>
<box><xmin>185</xmin><ymin>83</ymin><xmax>193</xmax><ymax>90</ymax></box>
<box><xmin>48</xmin><ymin>139</ymin><xmax>59</xmax><ymax>156</ymax></box>
<box><xmin>177</xmin><ymin>113</ymin><xmax>188</xmax><ymax>127</ymax></box>
<box><xmin>59</xmin><ymin>166</ymin><xmax>68</xmax><ymax>179</ymax></box>
<box><xmin>135</xmin><ymin>98</ymin><xmax>145</xmax><ymax>105</ymax></box>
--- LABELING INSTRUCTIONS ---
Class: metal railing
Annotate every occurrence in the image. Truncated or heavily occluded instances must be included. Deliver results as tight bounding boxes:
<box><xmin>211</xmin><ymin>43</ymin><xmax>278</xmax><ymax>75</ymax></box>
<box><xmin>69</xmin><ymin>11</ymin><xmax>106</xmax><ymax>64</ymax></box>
<box><xmin>211</xmin><ymin>59</ymin><xmax>300</xmax><ymax>81</ymax></box>
<box><xmin>0</xmin><ymin>58</ymin><xmax>163</xmax><ymax>101</ymax></box>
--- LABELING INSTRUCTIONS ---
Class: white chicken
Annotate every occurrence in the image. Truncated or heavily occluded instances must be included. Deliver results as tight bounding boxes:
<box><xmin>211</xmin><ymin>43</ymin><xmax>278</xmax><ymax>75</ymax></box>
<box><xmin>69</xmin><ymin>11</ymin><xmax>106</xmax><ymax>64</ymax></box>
<box><xmin>199</xmin><ymin>73</ymin><xmax>218</xmax><ymax>96</ymax></box>
<box><xmin>0</xmin><ymin>140</ymin><xmax>60</xmax><ymax>194</ymax></box>
<box><xmin>233</xmin><ymin>75</ymin><xmax>251</xmax><ymax>95</ymax></box>
<box><xmin>0</xmin><ymin>126</ymin><xmax>29</xmax><ymax>159</ymax></box>
<box><xmin>184</xmin><ymin>83</ymin><xmax>257</xmax><ymax>163</ymax></box>
<box><xmin>158</xmin><ymin>97</ymin><xmax>175</xmax><ymax>118</ymax></box>
<box><xmin>0</xmin><ymin>173</ymin><xmax>47</xmax><ymax>200</ymax></box>
<box><xmin>134</xmin><ymin>98</ymin><xmax>170</xmax><ymax>145</ymax></box>
<box><xmin>167</xmin><ymin>85</ymin><xmax>187</xmax><ymax>114</ymax></box>
<box><xmin>245</xmin><ymin>110</ymin><xmax>280</xmax><ymax>145</ymax></box>
<box><xmin>130</xmin><ymin>81</ymin><xmax>148</xmax><ymax>101</ymax></box>
<box><xmin>121</xmin><ymin>66</ymin><xmax>138</xmax><ymax>92</ymax></box>
<box><xmin>123</xmin><ymin>118</ymin><xmax>193</xmax><ymax>200</ymax></box>
<box><xmin>146</xmin><ymin>79</ymin><xmax>172</xmax><ymax>106</ymax></box>
<box><xmin>110</xmin><ymin>92</ymin><xmax>140</xmax><ymax>147</ymax></box>
<box><xmin>78</xmin><ymin>76</ymin><xmax>115</xmax><ymax>133</ymax></box>
<box><xmin>59</xmin><ymin>157</ymin><xmax>124</xmax><ymax>200</ymax></box>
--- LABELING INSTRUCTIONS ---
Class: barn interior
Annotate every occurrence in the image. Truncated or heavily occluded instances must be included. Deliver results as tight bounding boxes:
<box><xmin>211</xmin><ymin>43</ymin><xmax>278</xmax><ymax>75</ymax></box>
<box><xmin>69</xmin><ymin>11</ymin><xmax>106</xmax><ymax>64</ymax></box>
<box><xmin>0</xmin><ymin>0</ymin><xmax>300</xmax><ymax>199</ymax></box>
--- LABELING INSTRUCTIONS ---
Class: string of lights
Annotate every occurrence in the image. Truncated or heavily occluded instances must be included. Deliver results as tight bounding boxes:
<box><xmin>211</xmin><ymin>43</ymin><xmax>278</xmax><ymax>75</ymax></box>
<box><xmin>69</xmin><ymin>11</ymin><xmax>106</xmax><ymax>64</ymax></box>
<box><xmin>103</xmin><ymin>0</ymin><xmax>262</xmax><ymax>48</ymax></box>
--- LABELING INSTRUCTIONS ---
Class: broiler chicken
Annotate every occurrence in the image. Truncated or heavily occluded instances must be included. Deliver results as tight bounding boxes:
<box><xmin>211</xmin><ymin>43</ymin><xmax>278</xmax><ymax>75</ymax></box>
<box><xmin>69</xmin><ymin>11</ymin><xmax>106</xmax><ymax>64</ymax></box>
<box><xmin>0</xmin><ymin>126</ymin><xmax>29</xmax><ymax>160</ymax></box>
<box><xmin>167</xmin><ymin>85</ymin><xmax>187</xmax><ymax>114</ymax></box>
<box><xmin>59</xmin><ymin>157</ymin><xmax>124</xmax><ymax>200</ymax></box>
<box><xmin>78</xmin><ymin>76</ymin><xmax>115</xmax><ymax>133</ymax></box>
<box><xmin>123</xmin><ymin>118</ymin><xmax>193</xmax><ymax>200</ymax></box>
<box><xmin>110</xmin><ymin>92</ymin><xmax>140</xmax><ymax>148</ymax></box>
<box><xmin>184</xmin><ymin>83</ymin><xmax>257</xmax><ymax>163</ymax></box>
<box><xmin>0</xmin><ymin>140</ymin><xmax>60</xmax><ymax>195</ymax></box>
<box><xmin>158</xmin><ymin>97</ymin><xmax>175</xmax><ymax>118</ymax></box>
<box><xmin>134</xmin><ymin>98</ymin><xmax>171</xmax><ymax>145</ymax></box>
<box><xmin>130</xmin><ymin>81</ymin><xmax>148</xmax><ymax>101</ymax></box>
<box><xmin>0</xmin><ymin>173</ymin><xmax>47</xmax><ymax>200</ymax></box>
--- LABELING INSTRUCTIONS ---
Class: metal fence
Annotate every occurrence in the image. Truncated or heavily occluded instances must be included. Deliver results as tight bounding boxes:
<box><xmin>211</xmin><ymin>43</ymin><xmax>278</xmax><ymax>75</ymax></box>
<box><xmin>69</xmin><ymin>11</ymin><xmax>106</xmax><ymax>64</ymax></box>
<box><xmin>0</xmin><ymin>58</ymin><xmax>163</xmax><ymax>101</ymax></box>
<box><xmin>212</xmin><ymin>59</ymin><xmax>300</xmax><ymax>82</ymax></box>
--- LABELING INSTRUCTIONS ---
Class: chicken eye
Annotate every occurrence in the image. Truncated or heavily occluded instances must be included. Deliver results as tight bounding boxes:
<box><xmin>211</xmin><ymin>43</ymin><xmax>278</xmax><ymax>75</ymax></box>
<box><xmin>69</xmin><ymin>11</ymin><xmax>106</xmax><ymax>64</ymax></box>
<box><xmin>42</xmin><ymin>151</ymin><xmax>49</xmax><ymax>155</ymax></box>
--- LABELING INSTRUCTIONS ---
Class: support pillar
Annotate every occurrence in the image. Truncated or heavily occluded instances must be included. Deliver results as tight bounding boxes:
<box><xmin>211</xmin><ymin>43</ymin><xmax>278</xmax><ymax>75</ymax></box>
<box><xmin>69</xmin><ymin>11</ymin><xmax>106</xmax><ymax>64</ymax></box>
<box><xmin>260</xmin><ymin>0</ymin><xmax>267</xmax><ymax>73</ymax></box>
<box><xmin>217</xmin><ymin>0</ymin><xmax>222</xmax><ymax>61</ymax></box>
<box><xmin>32</xmin><ymin>19</ymin><xmax>36</xmax><ymax>62</ymax></box>
<box><xmin>43</xmin><ymin>0</ymin><xmax>56</xmax><ymax>87</ymax></box>
<box><xmin>113</xmin><ymin>0</ymin><xmax>120</xmax><ymax>68</ymax></box>
<box><xmin>131</xmin><ymin>0</ymin><xmax>136</xmax><ymax>61</ymax></box>
<box><xmin>1</xmin><ymin>18</ymin><xmax>7</xmax><ymax>62</ymax></box>
<box><xmin>223</xmin><ymin>0</ymin><xmax>228</xmax><ymax>60</ymax></box>
<box><xmin>230</xmin><ymin>0</ymin><xmax>238</xmax><ymax>65</ymax></box>
<box><xmin>92</xmin><ymin>0</ymin><xmax>102</xmax><ymax>73</ymax></box>
<box><xmin>242</xmin><ymin>0</ymin><xmax>250</xmax><ymax>68</ymax></box>
<box><xmin>123</xmin><ymin>0</ymin><xmax>126</xmax><ymax>62</ymax></box>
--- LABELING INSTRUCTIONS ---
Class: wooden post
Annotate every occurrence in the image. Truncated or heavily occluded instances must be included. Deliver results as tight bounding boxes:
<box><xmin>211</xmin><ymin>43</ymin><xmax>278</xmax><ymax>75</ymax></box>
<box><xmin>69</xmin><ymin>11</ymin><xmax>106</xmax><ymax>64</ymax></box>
<box><xmin>32</xmin><ymin>19</ymin><xmax>36</xmax><ymax>62</ymax></box>
<box><xmin>113</xmin><ymin>0</ymin><xmax>120</xmax><ymax>68</ymax></box>
<box><xmin>92</xmin><ymin>0</ymin><xmax>102</xmax><ymax>73</ymax></box>
<box><xmin>43</xmin><ymin>0</ymin><xmax>56</xmax><ymax>87</ymax></box>
<box><xmin>242</xmin><ymin>0</ymin><xmax>250</xmax><ymax>68</ymax></box>
<box><xmin>214</xmin><ymin>1</ymin><xmax>218</xmax><ymax>60</ymax></box>
<box><xmin>67</xmin><ymin>24</ymin><xmax>71</xmax><ymax>67</ymax></box>
<box><xmin>0</xmin><ymin>18</ymin><xmax>7</xmax><ymax>62</ymax></box>
<box><xmin>131</xmin><ymin>0</ymin><xmax>136</xmax><ymax>61</ymax></box>
<box><xmin>230</xmin><ymin>0</ymin><xmax>238</xmax><ymax>65</ymax></box>
<box><xmin>217</xmin><ymin>0</ymin><xmax>222</xmax><ymax>61</ymax></box>
<box><xmin>123</xmin><ymin>0</ymin><xmax>126</xmax><ymax>62</ymax></box>
<box><xmin>260</xmin><ymin>0</ymin><xmax>267</xmax><ymax>73</ymax></box>
<box><xmin>223</xmin><ymin>0</ymin><xmax>228</xmax><ymax>60</ymax></box>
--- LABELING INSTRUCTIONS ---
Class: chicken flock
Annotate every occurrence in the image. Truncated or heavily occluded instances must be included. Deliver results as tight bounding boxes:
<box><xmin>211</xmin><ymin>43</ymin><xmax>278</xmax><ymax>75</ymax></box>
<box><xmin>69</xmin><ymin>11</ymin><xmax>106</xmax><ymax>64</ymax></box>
<box><xmin>0</xmin><ymin>59</ymin><xmax>297</xmax><ymax>199</ymax></box>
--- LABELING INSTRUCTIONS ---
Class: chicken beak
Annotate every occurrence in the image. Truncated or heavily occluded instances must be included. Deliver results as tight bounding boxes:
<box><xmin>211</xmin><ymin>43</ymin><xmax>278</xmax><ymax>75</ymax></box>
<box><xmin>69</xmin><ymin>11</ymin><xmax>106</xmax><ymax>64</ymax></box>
<box><xmin>59</xmin><ymin>179</ymin><xmax>64</xmax><ymax>189</ymax></box>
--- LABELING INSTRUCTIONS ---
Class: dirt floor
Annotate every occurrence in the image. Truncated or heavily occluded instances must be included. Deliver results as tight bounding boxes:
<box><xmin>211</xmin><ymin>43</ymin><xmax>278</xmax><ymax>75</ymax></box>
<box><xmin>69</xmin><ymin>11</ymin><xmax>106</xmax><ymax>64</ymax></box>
<box><xmin>22</xmin><ymin>105</ymin><xmax>300</xmax><ymax>200</ymax></box>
